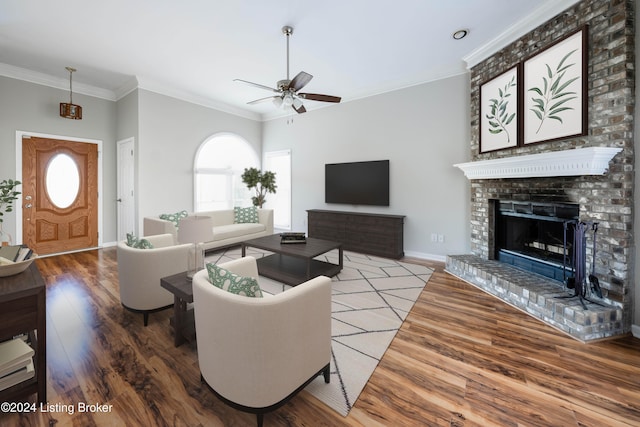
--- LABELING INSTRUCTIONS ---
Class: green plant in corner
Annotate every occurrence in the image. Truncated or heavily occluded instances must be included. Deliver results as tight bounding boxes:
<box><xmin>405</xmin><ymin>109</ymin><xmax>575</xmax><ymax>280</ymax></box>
<box><xmin>0</xmin><ymin>179</ymin><xmax>21</xmax><ymax>224</ymax></box>
<box><xmin>241</xmin><ymin>168</ymin><xmax>277</xmax><ymax>208</ymax></box>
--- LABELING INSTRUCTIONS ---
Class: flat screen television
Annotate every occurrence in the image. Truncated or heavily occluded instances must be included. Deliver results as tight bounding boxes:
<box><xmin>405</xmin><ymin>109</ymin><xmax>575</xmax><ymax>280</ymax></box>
<box><xmin>325</xmin><ymin>160</ymin><xmax>390</xmax><ymax>206</ymax></box>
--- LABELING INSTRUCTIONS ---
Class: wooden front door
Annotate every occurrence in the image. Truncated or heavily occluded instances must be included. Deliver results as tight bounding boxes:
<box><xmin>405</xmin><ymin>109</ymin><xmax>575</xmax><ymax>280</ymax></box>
<box><xmin>22</xmin><ymin>136</ymin><xmax>98</xmax><ymax>255</ymax></box>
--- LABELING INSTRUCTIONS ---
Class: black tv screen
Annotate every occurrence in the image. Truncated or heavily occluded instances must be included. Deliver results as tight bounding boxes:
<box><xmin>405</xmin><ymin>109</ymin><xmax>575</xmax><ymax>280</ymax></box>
<box><xmin>325</xmin><ymin>160</ymin><xmax>390</xmax><ymax>206</ymax></box>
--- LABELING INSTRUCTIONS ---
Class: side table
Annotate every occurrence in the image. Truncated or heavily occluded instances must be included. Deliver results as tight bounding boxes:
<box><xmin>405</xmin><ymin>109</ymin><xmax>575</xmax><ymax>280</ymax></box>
<box><xmin>160</xmin><ymin>271</ymin><xmax>194</xmax><ymax>347</ymax></box>
<box><xmin>0</xmin><ymin>263</ymin><xmax>47</xmax><ymax>404</ymax></box>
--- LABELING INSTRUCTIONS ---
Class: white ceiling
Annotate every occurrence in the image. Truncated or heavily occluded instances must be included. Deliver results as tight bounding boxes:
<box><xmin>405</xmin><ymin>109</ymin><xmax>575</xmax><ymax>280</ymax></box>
<box><xmin>0</xmin><ymin>0</ymin><xmax>578</xmax><ymax>120</ymax></box>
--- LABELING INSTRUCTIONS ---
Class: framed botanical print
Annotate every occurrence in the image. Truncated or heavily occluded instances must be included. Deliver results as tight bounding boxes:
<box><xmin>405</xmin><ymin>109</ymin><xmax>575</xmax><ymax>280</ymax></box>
<box><xmin>523</xmin><ymin>26</ymin><xmax>588</xmax><ymax>145</ymax></box>
<box><xmin>480</xmin><ymin>66</ymin><xmax>519</xmax><ymax>153</ymax></box>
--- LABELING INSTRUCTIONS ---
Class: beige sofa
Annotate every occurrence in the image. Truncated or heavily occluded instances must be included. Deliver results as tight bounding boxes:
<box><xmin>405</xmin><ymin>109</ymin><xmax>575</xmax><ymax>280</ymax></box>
<box><xmin>143</xmin><ymin>209</ymin><xmax>274</xmax><ymax>251</ymax></box>
<box><xmin>192</xmin><ymin>256</ymin><xmax>331</xmax><ymax>426</ymax></box>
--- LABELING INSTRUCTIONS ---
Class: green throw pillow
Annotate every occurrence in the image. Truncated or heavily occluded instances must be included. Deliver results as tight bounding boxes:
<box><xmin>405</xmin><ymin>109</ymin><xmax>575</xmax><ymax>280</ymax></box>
<box><xmin>234</xmin><ymin>206</ymin><xmax>259</xmax><ymax>224</ymax></box>
<box><xmin>160</xmin><ymin>210</ymin><xmax>189</xmax><ymax>228</ymax></box>
<box><xmin>206</xmin><ymin>263</ymin><xmax>263</xmax><ymax>298</ymax></box>
<box><xmin>126</xmin><ymin>233</ymin><xmax>154</xmax><ymax>249</ymax></box>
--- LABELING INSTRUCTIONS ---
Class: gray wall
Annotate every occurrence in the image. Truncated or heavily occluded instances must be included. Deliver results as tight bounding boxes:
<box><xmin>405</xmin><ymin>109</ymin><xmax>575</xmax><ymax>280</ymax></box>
<box><xmin>116</xmin><ymin>89</ymin><xmax>139</xmax><ymax>142</ymax></box>
<box><xmin>136</xmin><ymin>89</ymin><xmax>262</xmax><ymax>232</ymax></box>
<box><xmin>0</xmin><ymin>79</ymin><xmax>263</xmax><ymax>246</ymax></box>
<box><xmin>1</xmin><ymin>72</ymin><xmax>472</xmax><ymax>261</ymax></box>
<box><xmin>0</xmin><ymin>76</ymin><xmax>117</xmax><ymax>242</ymax></box>
<box><xmin>262</xmin><ymin>73</ymin><xmax>472</xmax><ymax>260</ymax></box>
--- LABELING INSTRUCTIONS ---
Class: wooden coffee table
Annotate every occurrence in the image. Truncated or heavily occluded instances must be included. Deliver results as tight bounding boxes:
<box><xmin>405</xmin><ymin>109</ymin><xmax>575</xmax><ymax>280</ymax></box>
<box><xmin>241</xmin><ymin>234</ymin><xmax>343</xmax><ymax>286</ymax></box>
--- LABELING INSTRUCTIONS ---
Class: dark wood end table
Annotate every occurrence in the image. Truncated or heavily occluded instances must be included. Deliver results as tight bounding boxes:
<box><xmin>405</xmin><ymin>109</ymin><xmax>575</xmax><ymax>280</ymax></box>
<box><xmin>160</xmin><ymin>271</ymin><xmax>195</xmax><ymax>347</ymax></box>
<box><xmin>0</xmin><ymin>263</ymin><xmax>47</xmax><ymax>404</ymax></box>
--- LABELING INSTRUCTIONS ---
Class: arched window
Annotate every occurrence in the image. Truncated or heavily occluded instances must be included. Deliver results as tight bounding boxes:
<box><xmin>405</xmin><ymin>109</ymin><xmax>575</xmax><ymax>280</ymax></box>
<box><xmin>194</xmin><ymin>133</ymin><xmax>259</xmax><ymax>211</ymax></box>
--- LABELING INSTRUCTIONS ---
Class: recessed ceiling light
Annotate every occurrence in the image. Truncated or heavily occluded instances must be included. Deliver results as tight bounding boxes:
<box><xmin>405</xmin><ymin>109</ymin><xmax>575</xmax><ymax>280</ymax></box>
<box><xmin>453</xmin><ymin>29</ymin><xmax>468</xmax><ymax>40</ymax></box>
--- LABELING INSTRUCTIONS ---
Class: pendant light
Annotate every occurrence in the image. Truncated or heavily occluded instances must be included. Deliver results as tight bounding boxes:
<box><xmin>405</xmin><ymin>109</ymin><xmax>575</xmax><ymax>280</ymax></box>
<box><xmin>60</xmin><ymin>67</ymin><xmax>82</xmax><ymax>120</ymax></box>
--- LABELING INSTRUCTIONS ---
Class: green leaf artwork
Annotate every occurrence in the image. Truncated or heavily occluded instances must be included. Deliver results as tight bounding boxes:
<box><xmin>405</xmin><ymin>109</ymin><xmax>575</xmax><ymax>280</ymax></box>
<box><xmin>485</xmin><ymin>75</ymin><xmax>517</xmax><ymax>143</ymax></box>
<box><xmin>528</xmin><ymin>49</ymin><xmax>579</xmax><ymax>134</ymax></box>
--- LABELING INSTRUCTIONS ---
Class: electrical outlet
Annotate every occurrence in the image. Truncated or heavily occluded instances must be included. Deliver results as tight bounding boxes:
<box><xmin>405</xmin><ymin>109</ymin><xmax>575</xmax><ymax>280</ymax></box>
<box><xmin>438</xmin><ymin>234</ymin><xmax>445</xmax><ymax>243</ymax></box>
<box><xmin>431</xmin><ymin>233</ymin><xmax>438</xmax><ymax>242</ymax></box>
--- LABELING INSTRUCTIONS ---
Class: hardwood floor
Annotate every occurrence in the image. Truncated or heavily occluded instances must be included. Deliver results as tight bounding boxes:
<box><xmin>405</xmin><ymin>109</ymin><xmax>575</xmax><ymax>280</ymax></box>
<box><xmin>2</xmin><ymin>248</ymin><xmax>639</xmax><ymax>426</ymax></box>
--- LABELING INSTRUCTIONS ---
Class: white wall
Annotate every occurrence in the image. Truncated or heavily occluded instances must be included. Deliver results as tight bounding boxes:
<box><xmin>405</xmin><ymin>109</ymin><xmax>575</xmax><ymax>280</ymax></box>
<box><xmin>136</xmin><ymin>89</ymin><xmax>262</xmax><ymax>231</ymax></box>
<box><xmin>0</xmin><ymin>76</ymin><xmax>117</xmax><ymax>243</ymax></box>
<box><xmin>262</xmin><ymin>73</ymin><xmax>472</xmax><ymax>259</ymax></box>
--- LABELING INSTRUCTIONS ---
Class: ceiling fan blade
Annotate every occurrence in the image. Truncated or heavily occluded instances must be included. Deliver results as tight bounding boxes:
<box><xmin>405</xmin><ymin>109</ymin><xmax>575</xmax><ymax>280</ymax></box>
<box><xmin>247</xmin><ymin>95</ymin><xmax>281</xmax><ymax>105</ymax></box>
<box><xmin>293</xmin><ymin>103</ymin><xmax>307</xmax><ymax>114</ymax></box>
<box><xmin>299</xmin><ymin>93</ymin><xmax>342</xmax><ymax>103</ymax></box>
<box><xmin>234</xmin><ymin>79</ymin><xmax>280</xmax><ymax>93</ymax></box>
<box><xmin>289</xmin><ymin>71</ymin><xmax>313</xmax><ymax>91</ymax></box>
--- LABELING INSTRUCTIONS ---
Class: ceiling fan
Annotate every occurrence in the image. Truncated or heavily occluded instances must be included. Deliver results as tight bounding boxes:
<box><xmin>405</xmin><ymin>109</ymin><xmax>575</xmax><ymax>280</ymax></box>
<box><xmin>234</xmin><ymin>26</ymin><xmax>341</xmax><ymax>114</ymax></box>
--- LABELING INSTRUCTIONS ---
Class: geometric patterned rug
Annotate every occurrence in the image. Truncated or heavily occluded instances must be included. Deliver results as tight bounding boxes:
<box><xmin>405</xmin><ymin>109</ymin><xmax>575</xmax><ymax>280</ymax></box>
<box><xmin>206</xmin><ymin>247</ymin><xmax>433</xmax><ymax>417</ymax></box>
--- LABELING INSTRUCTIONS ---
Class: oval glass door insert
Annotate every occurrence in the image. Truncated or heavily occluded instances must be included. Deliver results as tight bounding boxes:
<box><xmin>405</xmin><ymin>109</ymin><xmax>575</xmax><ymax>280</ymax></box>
<box><xmin>46</xmin><ymin>153</ymin><xmax>80</xmax><ymax>208</ymax></box>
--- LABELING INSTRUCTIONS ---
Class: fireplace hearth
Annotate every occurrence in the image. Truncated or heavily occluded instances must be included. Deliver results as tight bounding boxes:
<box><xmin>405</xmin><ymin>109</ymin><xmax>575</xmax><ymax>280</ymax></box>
<box><xmin>445</xmin><ymin>254</ymin><xmax>624</xmax><ymax>341</ymax></box>
<box><xmin>445</xmin><ymin>199</ymin><xmax>625</xmax><ymax>341</ymax></box>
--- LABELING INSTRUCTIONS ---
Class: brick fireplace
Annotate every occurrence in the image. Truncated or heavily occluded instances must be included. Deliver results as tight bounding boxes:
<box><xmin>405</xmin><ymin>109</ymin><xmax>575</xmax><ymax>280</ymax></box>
<box><xmin>446</xmin><ymin>0</ymin><xmax>634</xmax><ymax>341</ymax></box>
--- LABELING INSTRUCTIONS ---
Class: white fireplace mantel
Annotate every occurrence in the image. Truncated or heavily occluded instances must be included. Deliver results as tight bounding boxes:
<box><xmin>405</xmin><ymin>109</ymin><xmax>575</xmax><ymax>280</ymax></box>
<box><xmin>453</xmin><ymin>147</ymin><xmax>623</xmax><ymax>180</ymax></box>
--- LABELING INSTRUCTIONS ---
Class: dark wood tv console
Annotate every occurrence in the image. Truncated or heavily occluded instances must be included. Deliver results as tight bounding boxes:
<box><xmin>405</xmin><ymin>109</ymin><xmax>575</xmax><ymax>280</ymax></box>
<box><xmin>307</xmin><ymin>209</ymin><xmax>405</xmax><ymax>259</ymax></box>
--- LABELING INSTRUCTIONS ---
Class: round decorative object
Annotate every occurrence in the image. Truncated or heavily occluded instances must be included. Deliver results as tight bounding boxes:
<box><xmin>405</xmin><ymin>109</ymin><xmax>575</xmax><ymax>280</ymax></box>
<box><xmin>0</xmin><ymin>256</ymin><xmax>37</xmax><ymax>277</ymax></box>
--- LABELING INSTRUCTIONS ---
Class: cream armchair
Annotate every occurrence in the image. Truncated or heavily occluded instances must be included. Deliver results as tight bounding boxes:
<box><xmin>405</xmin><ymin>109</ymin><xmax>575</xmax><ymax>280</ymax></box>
<box><xmin>192</xmin><ymin>256</ymin><xmax>332</xmax><ymax>427</ymax></box>
<box><xmin>117</xmin><ymin>233</ymin><xmax>191</xmax><ymax>326</ymax></box>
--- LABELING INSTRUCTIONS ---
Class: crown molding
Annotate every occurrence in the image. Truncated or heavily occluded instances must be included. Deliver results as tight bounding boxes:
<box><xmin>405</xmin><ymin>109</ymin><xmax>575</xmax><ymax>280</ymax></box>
<box><xmin>113</xmin><ymin>76</ymin><xmax>140</xmax><ymax>100</ymax></box>
<box><xmin>453</xmin><ymin>147</ymin><xmax>622</xmax><ymax>180</ymax></box>
<box><xmin>463</xmin><ymin>0</ymin><xmax>582</xmax><ymax>69</ymax></box>
<box><xmin>0</xmin><ymin>62</ymin><xmax>117</xmax><ymax>101</ymax></box>
<box><xmin>0</xmin><ymin>62</ymin><xmax>261</xmax><ymax>120</ymax></box>
<box><xmin>135</xmin><ymin>78</ymin><xmax>262</xmax><ymax>121</ymax></box>
<box><xmin>261</xmin><ymin>69</ymin><xmax>470</xmax><ymax>121</ymax></box>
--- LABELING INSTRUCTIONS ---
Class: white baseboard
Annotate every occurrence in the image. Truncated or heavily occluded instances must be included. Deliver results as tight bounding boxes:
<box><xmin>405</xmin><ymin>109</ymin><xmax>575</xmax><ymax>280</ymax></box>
<box><xmin>403</xmin><ymin>250</ymin><xmax>447</xmax><ymax>263</ymax></box>
<box><xmin>632</xmin><ymin>324</ymin><xmax>640</xmax><ymax>339</ymax></box>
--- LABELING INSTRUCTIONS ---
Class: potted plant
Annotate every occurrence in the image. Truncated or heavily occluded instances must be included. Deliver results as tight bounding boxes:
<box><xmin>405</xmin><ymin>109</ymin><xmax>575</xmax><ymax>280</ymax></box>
<box><xmin>241</xmin><ymin>168</ymin><xmax>276</xmax><ymax>208</ymax></box>
<box><xmin>0</xmin><ymin>179</ymin><xmax>21</xmax><ymax>246</ymax></box>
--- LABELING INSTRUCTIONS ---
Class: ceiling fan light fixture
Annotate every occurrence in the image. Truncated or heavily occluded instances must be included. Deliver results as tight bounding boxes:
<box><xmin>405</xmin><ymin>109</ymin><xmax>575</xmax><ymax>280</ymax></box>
<box><xmin>283</xmin><ymin>93</ymin><xmax>294</xmax><ymax>107</ymax></box>
<box><xmin>235</xmin><ymin>25</ymin><xmax>341</xmax><ymax>115</ymax></box>
<box><xmin>60</xmin><ymin>66</ymin><xmax>82</xmax><ymax>120</ymax></box>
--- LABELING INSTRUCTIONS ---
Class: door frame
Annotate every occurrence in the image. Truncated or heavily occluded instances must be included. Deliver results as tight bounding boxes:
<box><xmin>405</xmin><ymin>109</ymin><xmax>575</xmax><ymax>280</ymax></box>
<box><xmin>116</xmin><ymin>137</ymin><xmax>136</xmax><ymax>241</ymax></box>
<box><xmin>15</xmin><ymin>130</ymin><xmax>103</xmax><ymax>249</ymax></box>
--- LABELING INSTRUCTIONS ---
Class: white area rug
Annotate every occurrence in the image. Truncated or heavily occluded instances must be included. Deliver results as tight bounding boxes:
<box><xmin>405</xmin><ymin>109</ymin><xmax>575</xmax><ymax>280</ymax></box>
<box><xmin>206</xmin><ymin>247</ymin><xmax>433</xmax><ymax>417</ymax></box>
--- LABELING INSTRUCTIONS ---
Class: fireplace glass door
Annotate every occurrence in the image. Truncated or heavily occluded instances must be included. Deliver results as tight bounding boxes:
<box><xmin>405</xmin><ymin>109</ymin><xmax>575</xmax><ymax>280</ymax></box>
<box><xmin>494</xmin><ymin>200</ymin><xmax>579</xmax><ymax>281</ymax></box>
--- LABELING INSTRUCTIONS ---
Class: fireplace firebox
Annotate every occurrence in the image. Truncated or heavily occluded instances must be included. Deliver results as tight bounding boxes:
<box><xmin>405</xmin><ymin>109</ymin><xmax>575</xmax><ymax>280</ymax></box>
<box><xmin>493</xmin><ymin>200</ymin><xmax>579</xmax><ymax>281</ymax></box>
